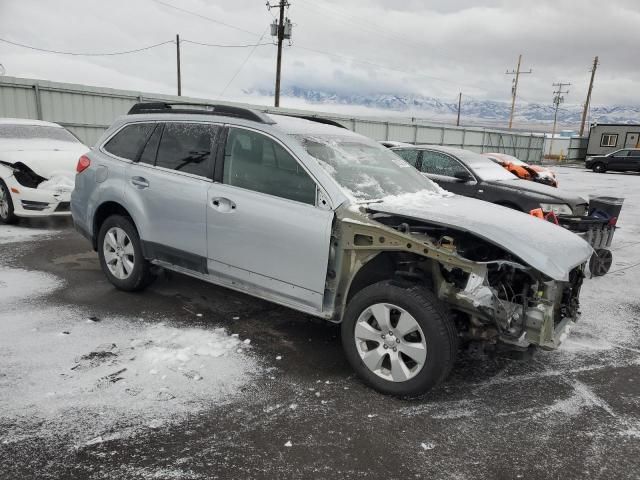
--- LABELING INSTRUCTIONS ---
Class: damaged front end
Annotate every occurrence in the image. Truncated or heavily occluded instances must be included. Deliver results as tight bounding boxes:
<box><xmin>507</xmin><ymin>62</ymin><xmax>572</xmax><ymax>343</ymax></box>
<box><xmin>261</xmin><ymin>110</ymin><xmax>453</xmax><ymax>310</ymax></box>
<box><xmin>330</xmin><ymin>206</ymin><xmax>585</xmax><ymax>353</ymax></box>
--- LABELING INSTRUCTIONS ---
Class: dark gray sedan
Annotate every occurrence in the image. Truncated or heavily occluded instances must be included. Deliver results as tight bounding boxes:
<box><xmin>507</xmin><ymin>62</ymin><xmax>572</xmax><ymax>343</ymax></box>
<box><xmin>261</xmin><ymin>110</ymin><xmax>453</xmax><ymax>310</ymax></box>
<box><xmin>390</xmin><ymin>145</ymin><xmax>588</xmax><ymax>216</ymax></box>
<box><xmin>585</xmin><ymin>148</ymin><xmax>640</xmax><ymax>173</ymax></box>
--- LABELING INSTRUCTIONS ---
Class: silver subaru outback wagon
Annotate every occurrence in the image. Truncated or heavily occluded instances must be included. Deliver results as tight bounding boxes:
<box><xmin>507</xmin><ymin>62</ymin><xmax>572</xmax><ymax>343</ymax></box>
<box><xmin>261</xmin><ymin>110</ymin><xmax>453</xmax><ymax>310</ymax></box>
<box><xmin>71</xmin><ymin>102</ymin><xmax>592</xmax><ymax>397</ymax></box>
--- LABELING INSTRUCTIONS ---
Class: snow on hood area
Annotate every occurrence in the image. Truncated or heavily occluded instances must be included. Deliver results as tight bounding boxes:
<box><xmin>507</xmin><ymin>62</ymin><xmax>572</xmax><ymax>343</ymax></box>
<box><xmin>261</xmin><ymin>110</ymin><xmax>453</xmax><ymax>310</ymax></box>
<box><xmin>370</xmin><ymin>189</ymin><xmax>593</xmax><ymax>281</ymax></box>
<box><xmin>0</xmin><ymin>265</ymin><xmax>260</xmax><ymax>447</ymax></box>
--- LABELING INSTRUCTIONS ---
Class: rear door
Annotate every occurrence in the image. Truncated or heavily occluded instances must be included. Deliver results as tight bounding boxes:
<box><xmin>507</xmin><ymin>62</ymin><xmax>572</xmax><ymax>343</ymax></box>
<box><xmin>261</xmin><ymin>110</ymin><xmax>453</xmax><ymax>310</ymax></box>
<box><xmin>206</xmin><ymin>126</ymin><xmax>333</xmax><ymax>313</ymax></box>
<box><xmin>419</xmin><ymin>149</ymin><xmax>477</xmax><ymax>196</ymax></box>
<box><xmin>125</xmin><ymin>121</ymin><xmax>219</xmax><ymax>272</ymax></box>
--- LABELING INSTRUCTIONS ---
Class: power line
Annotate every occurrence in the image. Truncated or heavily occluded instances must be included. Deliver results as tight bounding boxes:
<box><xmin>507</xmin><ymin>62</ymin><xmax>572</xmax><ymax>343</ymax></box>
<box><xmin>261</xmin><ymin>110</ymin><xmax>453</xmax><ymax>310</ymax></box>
<box><xmin>0</xmin><ymin>37</ymin><xmax>174</xmax><ymax>56</ymax></box>
<box><xmin>150</xmin><ymin>0</ymin><xmax>260</xmax><ymax>36</ymax></box>
<box><xmin>181</xmin><ymin>39</ymin><xmax>273</xmax><ymax>48</ymax></box>
<box><xmin>219</xmin><ymin>27</ymin><xmax>271</xmax><ymax>97</ymax></box>
<box><xmin>548</xmin><ymin>82</ymin><xmax>571</xmax><ymax>157</ymax></box>
<box><xmin>147</xmin><ymin>0</ymin><xmax>481</xmax><ymax>93</ymax></box>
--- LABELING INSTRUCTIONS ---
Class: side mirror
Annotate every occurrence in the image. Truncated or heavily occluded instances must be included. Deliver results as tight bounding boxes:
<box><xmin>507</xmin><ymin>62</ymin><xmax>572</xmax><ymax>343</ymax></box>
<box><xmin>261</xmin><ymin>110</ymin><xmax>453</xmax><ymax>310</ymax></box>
<box><xmin>453</xmin><ymin>171</ymin><xmax>473</xmax><ymax>182</ymax></box>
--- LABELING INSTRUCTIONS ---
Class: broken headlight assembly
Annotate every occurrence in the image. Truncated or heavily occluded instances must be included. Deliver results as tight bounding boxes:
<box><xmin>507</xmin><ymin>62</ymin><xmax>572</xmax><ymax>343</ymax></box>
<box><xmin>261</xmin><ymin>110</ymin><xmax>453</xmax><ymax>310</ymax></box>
<box><xmin>539</xmin><ymin>203</ymin><xmax>572</xmax><ymax>215</ymax></box>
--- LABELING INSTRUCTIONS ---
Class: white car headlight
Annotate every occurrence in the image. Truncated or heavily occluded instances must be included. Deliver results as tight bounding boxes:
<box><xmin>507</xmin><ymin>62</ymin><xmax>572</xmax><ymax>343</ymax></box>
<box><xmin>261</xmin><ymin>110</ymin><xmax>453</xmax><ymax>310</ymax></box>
<box><xmin>539</xmin><ymin>203</ymin><xmax>572</xmax><ymax>215</ymax></box>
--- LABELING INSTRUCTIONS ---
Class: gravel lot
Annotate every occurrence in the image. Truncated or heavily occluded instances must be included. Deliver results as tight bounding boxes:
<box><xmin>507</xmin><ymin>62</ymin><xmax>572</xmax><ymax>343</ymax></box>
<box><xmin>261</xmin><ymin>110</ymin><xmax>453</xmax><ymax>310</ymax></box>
<box><xmin>1</xmin><ymin>167</ymin><xmax>639</xmax><ymax>479</ymax></box>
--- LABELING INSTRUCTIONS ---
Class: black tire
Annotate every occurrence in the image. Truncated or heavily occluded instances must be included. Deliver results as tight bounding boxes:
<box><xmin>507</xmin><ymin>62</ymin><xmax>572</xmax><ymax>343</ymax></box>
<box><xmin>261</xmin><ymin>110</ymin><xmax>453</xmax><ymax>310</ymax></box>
<box><xmin>0</xmin><ymin>179</ymin><xmax>18</xmax><ymax>224</ymax></box>
<box><xmin>589</xmin><ymin>248</ymin><xmax>613</xmax><ymax>276</ymax></box>
<box><xmin>97</xmin><ymin>215</ymin><xmax>156</xmax><ymax>291</ymax></box>
<box><xmin>341</xmin><ymin>281</ymin><xmax>458</xmax><ymax>397</ymax></box>
<box><xmin>592</xmin><ymin>162</ymin><xmax>606</xmax><ymax>173</ymax></box>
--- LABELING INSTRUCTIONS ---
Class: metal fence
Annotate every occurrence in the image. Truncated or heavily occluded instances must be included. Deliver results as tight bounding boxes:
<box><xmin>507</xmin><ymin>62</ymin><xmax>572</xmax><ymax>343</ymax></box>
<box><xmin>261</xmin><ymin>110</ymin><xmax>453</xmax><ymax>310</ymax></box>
<box><xmin>0</xmin><ymin>75</ymin><xmax>545</xmax><ymax>161</ymax></box>
<box><xmin>567</xmin><ymin>136</ymin><xmax>588</xmax><ymax>161</ymax></box>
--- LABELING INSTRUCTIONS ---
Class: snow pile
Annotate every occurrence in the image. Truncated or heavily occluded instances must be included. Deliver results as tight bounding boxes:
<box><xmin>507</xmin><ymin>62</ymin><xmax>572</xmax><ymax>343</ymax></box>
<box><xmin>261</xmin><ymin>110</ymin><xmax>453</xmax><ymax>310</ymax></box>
<box><xmin>0</xmin><ymin>266</ymin><xmax>259</xmax><ymax>444</ymax></box>
<box><xmin>0</xmin><ymin>266</ymin><xmax>61</xmax><ymax>302</ymax></box>
<box><xmin>378</xmin><ymin>188</ymin><xmax>454</xmax><ymax>209</ymax></box>
<box><xmin>37</xmin><ymin>173</ymin><xmax>74</xmax><ymax>192</ymax></box>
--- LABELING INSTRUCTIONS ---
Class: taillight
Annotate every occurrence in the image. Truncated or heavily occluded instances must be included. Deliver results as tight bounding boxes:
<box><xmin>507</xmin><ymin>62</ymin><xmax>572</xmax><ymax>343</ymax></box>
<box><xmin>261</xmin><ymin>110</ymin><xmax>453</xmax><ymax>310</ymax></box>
<box><xmin>76</xmin><ymin>155</ymin><xmax>91</xmax><ymax>173</ymax></box>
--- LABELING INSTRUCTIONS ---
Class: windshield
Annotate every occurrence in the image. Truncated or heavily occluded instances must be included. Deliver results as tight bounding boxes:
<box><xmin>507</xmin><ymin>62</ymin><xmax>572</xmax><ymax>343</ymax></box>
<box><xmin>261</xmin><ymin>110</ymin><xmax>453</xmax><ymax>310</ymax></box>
<box><xmin>455</xmin><ymin>150</ymin><xmax>519</xmax><ymax>181</ymax></box>
<box><xmin>0</xmin><ymin>124</ymin><xmax>81</xmax><ymax>143</ymax></box>
<box><xmin>296</xmin><ymin>134</ymin><xmax>441</xmax><ymax>201</ymax></box>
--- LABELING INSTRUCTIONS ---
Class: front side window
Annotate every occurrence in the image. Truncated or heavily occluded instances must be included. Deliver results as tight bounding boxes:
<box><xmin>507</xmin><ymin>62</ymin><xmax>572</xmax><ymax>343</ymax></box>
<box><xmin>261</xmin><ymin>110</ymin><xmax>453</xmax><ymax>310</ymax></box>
<box><xmin>612</xmin><ymin>149</ymin><xmax>629</xmax><ymax>157</ymax></box>
<box><xmin>601</xmin><ymin>134</ymin><xmax>618</xmax><ymax>147</ymax></box>
<box><xmin>393</xmin><ymin>149</ymin><xmax>420</xmax><ymax>167</ymax></box>
<box><xmin>104</xmin><ymin>123</ymin><xmax>154</xmax><ymax>160</ymax></box>
<box><xmin>155</xmin><ymin>123</ymin><xmax>218</xmax><ymax>177</ymax></box>
<box><xmin>223</xmin><ymin>128</ymin><xmax>317</xmax><ymax>205</ymax></box>
<box><xmin>629</xmin><ymin>150</ymin><xmax>640</xmax><ymax>157</ymax></box>
<box><xmin>421</xmin><ymin>151</ymin><xmax>468</xmax><ymax>177</ymax></box>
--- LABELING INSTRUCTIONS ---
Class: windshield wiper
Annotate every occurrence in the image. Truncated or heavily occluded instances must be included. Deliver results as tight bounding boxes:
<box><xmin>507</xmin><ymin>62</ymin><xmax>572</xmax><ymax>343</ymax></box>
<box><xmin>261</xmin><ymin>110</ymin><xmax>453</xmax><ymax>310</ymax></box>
<box><xmin>356</xmin><ymin>199</ymin><xmax>384</xmax><ymax>204</ymax></box>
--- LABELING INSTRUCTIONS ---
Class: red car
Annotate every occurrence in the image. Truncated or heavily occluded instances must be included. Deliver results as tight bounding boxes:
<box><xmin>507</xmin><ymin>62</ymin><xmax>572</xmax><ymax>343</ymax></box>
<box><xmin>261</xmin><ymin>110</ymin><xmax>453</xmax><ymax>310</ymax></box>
<box><xmin>483</xmin><ymin>152</ymin><xmax>558</xmax><ymax>187</ymax></box>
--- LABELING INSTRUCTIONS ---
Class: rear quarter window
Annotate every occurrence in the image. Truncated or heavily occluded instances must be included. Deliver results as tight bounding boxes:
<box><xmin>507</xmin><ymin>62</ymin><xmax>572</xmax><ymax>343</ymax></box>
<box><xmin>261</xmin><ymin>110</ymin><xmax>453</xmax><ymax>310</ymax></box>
<box><xmin>103</xmin><ymin>123</ymin><xmax>154</xmax><ymax>160</ymax></box>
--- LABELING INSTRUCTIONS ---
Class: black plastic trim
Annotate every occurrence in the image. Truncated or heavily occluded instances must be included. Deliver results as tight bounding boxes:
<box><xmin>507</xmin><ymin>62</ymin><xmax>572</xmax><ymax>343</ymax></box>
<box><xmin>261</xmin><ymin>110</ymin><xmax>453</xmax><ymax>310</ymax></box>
<box><xmin>128</xmin><ymin>102</ymin><xmax>276</xmax><ymax>125</ymax></box>
<box><xmin>141</xmin><ymin>241</ymin><xmax>208</xmax><ymax>274</ymax></box>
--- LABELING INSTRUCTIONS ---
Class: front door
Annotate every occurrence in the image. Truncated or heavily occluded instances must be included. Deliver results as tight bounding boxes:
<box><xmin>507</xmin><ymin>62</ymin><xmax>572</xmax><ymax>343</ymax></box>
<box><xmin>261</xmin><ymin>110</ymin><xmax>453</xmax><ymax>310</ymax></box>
<box><xmin>419</xmin><ymin>149</ymin><xmax>478</xmax><ymax>196</ymax></box>
<box><xmin>625</xmin><ymin>132</ymin><xmax>640</xmax><ymax>148</ymax></box>
<box><xmin>206</xmin><ymin>126</ymin><xmax>333</xmax><ymax>313</ymax></box>
<box><xmin>608</xmin><ymin>149</ymin><xmax>631</xmax><ymax>171</ymax></box>
<box><xmin>125</xmin><ymin>121</ymin><xmax>219</xmax><ymax>271</ymax></box>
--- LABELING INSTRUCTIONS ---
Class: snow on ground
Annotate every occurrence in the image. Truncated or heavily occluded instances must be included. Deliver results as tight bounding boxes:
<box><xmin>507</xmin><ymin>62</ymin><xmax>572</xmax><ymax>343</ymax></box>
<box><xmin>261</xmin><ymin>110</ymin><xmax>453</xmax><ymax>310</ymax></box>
<box><xmin>0</xmin><ymin>223</ymin><xmax>59</xmax><ymax>245</ymax></box>
<box><xmin>0</xmin><ymin>266</ymin><xmax>260</xmax><ymax>447</ymax></box>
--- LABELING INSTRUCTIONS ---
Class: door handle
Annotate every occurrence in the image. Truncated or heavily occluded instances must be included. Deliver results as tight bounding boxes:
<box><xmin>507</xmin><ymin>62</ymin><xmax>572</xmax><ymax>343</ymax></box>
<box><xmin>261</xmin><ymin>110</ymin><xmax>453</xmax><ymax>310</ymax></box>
<box><xmin>131</xmin><ymin>176</ymin><xmax>149</xmax><ymax>189</ymax></box>
<box><xmin>210</xmin><ymin>197</ymin><xmax>236</xmax><ymax>213</ymax></box>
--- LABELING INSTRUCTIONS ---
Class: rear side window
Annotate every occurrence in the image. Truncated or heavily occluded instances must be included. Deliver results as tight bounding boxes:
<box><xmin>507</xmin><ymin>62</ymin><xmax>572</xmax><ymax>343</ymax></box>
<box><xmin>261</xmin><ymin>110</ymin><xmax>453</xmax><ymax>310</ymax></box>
<box><xmin>103</xmin><ymin>123</ymin><xmax>154</xmax><ymax>160</ymax></box>
<box><xmin>155</xmin><ymin>123</ymin><xmax>217</xmax><ymax>178</ymax></box>
<box><xmin>223</xmin><ymin>128</ymin><xmax>316</xmax><ymax>205</ymax></box>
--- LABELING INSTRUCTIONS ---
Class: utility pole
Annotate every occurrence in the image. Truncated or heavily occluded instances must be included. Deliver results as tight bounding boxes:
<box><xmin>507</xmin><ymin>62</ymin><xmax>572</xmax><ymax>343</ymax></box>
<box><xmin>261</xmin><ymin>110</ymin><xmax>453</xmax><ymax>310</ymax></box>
<box><xmin>505</xmin><ymin>54</ymin><xmax>532</xmax><ymax>129</ymax></box>
<box><xmin>549</xmin><ymin>82</ymin><xmax>570</xmax><ymax>159</ymax></box>
<box><xmin>176</xmin><ymin>34</ymin><xmax>182</xmax><ymax>96</ymax></box>
<box><xmin>268</xmin><ymin>1</ymin><xmax>291</xmax><ymax>107</ymax></box>
<box><xmin>456</xmin><ymin>92</ymin><xmax>462</xmax><ymax>126</ymax></box>
<box><xmin>579</xmin><ymin>56</ymin><xmax>599</xmax><ymax>137</ymax></box>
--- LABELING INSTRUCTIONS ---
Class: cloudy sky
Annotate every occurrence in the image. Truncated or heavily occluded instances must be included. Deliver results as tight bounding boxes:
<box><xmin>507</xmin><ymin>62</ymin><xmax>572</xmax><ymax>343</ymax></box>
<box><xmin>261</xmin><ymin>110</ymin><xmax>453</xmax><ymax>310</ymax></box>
<box><xmin>0</xmin><ymin>0</ymin><xmax>638</xmax><ymax>110</ymax></box>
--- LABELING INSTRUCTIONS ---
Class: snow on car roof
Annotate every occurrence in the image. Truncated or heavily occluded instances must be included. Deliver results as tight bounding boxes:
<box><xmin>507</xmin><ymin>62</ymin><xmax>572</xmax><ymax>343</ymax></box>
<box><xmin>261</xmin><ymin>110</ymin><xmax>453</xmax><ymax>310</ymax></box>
<box><xmin>0</xmin><ymin>118</ymin><xmax>63</xmax><ymax>128</ymax></box>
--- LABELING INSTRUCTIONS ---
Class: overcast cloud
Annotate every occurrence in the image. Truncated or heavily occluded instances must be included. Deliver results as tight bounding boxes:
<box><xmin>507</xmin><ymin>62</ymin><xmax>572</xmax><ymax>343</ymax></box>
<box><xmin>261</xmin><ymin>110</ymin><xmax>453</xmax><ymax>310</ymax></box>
<box><xmin>0</xmin><ymin>0</ymin><xmax>638</xmax><ymax>109</ymax></box>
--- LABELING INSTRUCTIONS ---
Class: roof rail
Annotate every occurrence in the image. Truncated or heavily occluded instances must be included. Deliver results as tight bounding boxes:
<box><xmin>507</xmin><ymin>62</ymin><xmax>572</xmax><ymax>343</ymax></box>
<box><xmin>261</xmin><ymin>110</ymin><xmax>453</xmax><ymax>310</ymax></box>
<box><xmin>127</xmin><ymin>102</ymin><xmax>276</xmax><ymax>124</ymax></box>
<box><xmin>278</xmin><ymin>114</ymin><xmax>347</xmax><ymax>129</ymax></box>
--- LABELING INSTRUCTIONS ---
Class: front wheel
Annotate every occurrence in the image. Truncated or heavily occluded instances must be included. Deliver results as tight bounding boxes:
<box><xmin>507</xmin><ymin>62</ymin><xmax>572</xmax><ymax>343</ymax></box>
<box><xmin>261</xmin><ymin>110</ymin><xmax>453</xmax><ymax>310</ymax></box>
<box><xmin>0</xmin><ymin>180</ymin><xmax>18</xmax><ymax>224</ymax></box>
<box><xmin>341</xmin><ymin>281</ymin><xmax>458</xmax><ymax>397</ymax></box>
<box><xmin>97</xmin><ymin>215</ymin><xmax>156</xmax><ymax>291</ymax></box>
<box><xmin>592</xmin><ymin>162</ymin><xmax>606</xmax><ymax>173</ymax></box>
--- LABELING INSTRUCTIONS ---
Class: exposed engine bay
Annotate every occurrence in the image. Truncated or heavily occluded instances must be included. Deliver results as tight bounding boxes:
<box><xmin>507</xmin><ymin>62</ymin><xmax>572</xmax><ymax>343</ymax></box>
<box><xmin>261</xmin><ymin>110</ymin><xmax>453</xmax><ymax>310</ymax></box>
<box><xmin>334</xmin><ymin>209</ymin><xmax>586</xmax><ymax>352</ymax></box>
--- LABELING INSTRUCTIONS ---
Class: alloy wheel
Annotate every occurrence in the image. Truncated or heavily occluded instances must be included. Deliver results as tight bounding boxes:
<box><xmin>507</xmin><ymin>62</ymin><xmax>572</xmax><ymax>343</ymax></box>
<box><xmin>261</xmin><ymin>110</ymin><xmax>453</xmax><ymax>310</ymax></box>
<box><xmin>103</xmin><ymin>227</ymin><xmax>135</xmax><ymax>280</ymax></box>
<box><xmin>354</xmin><ymin>303</ymin><xmax>427</xmax><ymax>382</ymax></box>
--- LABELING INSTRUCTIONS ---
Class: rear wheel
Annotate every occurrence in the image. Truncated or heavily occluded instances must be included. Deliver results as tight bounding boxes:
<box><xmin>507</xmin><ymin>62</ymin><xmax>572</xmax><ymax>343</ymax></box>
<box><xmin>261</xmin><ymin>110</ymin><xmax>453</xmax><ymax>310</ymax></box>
<box><xmin>0</xmin><ymin>180</ymin><xmax>18</xmax><ymax>224</ymax></box>
<box><xmin>341</xmin><ymin>281</ymin><xmax>458</xmax><ymax>397</ymax></box>
<box><xmin>592</xmin><ymin>162</ymin><xmax>606</xmax><ymax>173</ymax></box>
<box><xmin>97</xmin><ymin>215</ymin><xmax>156</xmax><ymax>291</ymax></box>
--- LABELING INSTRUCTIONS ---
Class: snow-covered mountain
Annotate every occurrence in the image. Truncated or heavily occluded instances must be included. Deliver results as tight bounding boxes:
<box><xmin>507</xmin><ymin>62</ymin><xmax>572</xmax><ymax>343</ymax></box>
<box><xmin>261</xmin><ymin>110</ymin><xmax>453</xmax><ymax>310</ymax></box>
<box><xmin>244</xmin><ymin>86</ymin><xmax>640</xmax><ymax>127</ymax></box>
